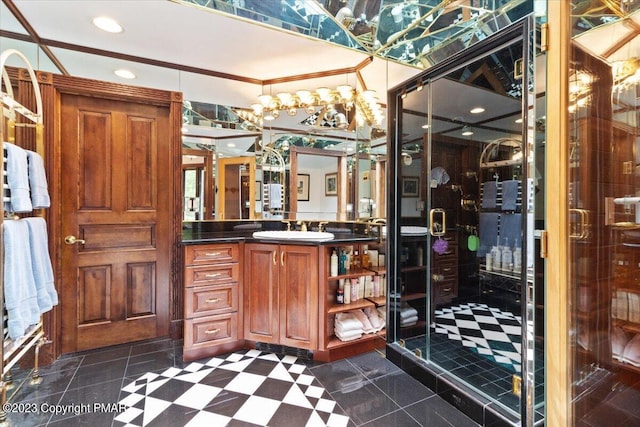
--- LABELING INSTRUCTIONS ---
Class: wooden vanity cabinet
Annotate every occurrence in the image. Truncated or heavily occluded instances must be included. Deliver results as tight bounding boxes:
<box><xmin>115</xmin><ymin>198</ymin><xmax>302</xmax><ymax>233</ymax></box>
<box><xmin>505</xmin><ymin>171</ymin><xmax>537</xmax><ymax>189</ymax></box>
<box><xmin>183</xmin><ymin>242</ymin><xmax>244</xmax><ymax>361</ymax></box>
<box><xmin>244</xmin><ymin>243</ymin><xmax>319</xmax><ymax>350</ymax></box>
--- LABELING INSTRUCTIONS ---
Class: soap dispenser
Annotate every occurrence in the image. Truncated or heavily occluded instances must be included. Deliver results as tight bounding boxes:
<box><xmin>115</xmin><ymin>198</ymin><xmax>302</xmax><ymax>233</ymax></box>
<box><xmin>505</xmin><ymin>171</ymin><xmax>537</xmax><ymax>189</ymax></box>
<box><xmin>501</xmin><ymin>238</ymin><xmax>512</xmax><ymax>272</ymax></box>
<box><xmin>513</xmin><ymin>239</ymin><xmax>522</xmax><ymax>274</ymax></box>
<box><xmin>490</xmin><ymin>237</ymin><xmax>501</xmax><ymax>271</ymax></box>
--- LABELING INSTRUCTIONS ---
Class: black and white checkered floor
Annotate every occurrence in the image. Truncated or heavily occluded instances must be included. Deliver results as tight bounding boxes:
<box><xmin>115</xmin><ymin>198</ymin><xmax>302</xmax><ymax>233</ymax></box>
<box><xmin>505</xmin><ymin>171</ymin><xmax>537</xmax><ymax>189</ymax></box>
<box><xmin>432</xmin><ymin>303</ymin><xmax>522</xmax><ymax>373</ymax></box>
<box><xmin>114</xmin><ymin>349</ymin><xmax>350</xmax><ymax>426</ymax></box>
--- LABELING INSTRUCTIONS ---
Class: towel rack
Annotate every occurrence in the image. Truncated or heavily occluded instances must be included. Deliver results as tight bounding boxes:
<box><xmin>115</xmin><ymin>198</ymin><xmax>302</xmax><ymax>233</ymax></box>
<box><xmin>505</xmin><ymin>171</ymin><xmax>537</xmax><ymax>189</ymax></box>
<box><xmin>0</xmin><ymin>49</ymin><xmax>48</xmax><ymax>424</ymax></box>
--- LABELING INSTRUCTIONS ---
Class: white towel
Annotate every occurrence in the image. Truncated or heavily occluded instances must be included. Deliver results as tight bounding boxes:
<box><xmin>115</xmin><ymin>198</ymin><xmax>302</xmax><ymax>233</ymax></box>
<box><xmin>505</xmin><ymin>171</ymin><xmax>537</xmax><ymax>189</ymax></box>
<box><xmin>335</xmin><ymin>312</ymin><xmax>363</xmax><ymax>332</ymax></box>
<box><xmin>335</xmin><ymin>323</ymin><xmax>362</xmax><ymax>337</ymax></box>
<box><xmin>364</xmin><ymin>306</ymin><xmax>385</xmax><ymax>332</ymax></box>
<box><xmin>399</xmin><ymin>307</ymin><xmax>418</xmax><ymax>319</ymax></box>
<box><xmin>25</xmin><ymin>150</ymin><xmax>50</xmax><ymax>208</ymax></box>
<box><xmin>3</xmin><ymin>142</ymin><xmax>32</xmax><ymax>213</ymax></box>
<box><xmin>400</xmin><ymin>316</ymin><xmax>418</xmax><ymax>326</ymax></box>
<box><xmin>623</xmin><ymin>334</ymin><xmax>640</xmax><ymax>367</ymax></box>
<box><xmin>268</xmin><ymin>184</ymin><xmax>283</xmax><ymax>209</ymax></box>
<box><xmin>24</xmin><ymin>217</ymin><xmax>58</xmax><ymax>313</ymax></box>
<box><xmin>3</xmin><ymin>220</ymin><xmax>40</xmax><ymax>339</ymax></box>
<box><xmin>351</xmin><ymin>309</ymin><xmax>374</xmax><ymax>333</ymax></box>
<box><xmin>335</xmin><ymin>329</ymin><xmax>362</xmax><ymax>342</ymax></box>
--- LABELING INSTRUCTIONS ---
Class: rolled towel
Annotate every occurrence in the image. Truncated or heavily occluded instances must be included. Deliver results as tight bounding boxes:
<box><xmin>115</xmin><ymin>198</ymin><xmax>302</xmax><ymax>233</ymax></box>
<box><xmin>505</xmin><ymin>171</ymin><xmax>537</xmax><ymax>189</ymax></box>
<box><xmin>399</xmin><ymin>307</ymin><xmax>418</xmax><ymax>319</ymax></box>
<box><xmin>335</xmin><ymin>312</ymin><xmax>364</xmax><ymax>332</ymax></box>
<box><xmin>377</xmin><ymin>307</ymin><xmax>386</xmax><ymax>321</ymax></box>
<box><xmin>4</xmin><ymin>142</ymin><xmax>32</xmax><ymax>213</ymax></box>
<box><xmin>623</xmin><ymin>334</ymin><xmax>640</xmax><ymax>367</ymax></box>
<box><xmin>351</xmin><ymin>309</ymin><xmax>375</xmax><ymax>333</ymax></box>
<box><xmin>25</xmin><ymin>150</ymin><xmax>50</xmax><ymax>208</ymax></box>
<box><xmin>612</xmin><ymin>327</ymin><xmax>628</xmax><ymax>361</ymax></box>
<box><xmin>364</xmin><ymin>306</ymin><xmax>385</xmax><ymax>332</ymax></box>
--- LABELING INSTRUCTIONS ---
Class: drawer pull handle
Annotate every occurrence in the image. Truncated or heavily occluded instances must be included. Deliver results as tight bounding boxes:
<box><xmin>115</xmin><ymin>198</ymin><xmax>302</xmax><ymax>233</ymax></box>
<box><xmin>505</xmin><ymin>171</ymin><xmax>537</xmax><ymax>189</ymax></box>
<box><xmin>442</xmin><ymin>251</ymin><xmax>453</xmax><ymax>255</ymax></box>
<box><xmin>443</xmin><ymin>287</ymin><xmax>452</xmax><ymax>292</ymax></box>
<box><xmin>205</xmin><ymin>252</ymin><xmax>221</xmax><ymax>256</ymax></box>
<box><xmin>205</xmin><ymin>298</ymin><xmax>220</xmax><ymax>303</ymax></box>
<box><xmin>205</xmin><ymin>328</ymin><xmax>220</xmax><ymax>335</ymax></box>
<box><xmin>206</xmin><ymin>273</ymin><xmax>222</xmax><ymax>278</ymax></box>
<box><xmin>443</xmin><ymin>268</ymin><xmax>452</xmax><ymax>272</ymax></box>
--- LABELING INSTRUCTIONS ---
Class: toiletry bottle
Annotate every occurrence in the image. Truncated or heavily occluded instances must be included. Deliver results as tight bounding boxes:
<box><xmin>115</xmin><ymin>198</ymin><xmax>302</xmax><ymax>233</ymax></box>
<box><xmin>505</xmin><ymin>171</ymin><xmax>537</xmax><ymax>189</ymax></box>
<box><xmin>338</xmin><ymin>250</ymin><xmax>347</xmax><ymax>275</ymax></box>
<box><xmin>361</xmin><ymin>246</ymin><xmax>370</xmax><ymax>268</ymax></box>
<box><xmin>416</xmin><ymin>245</ymin><xmax>424</xmax><ymax>266</ymax></box>
<box><xmin>336</xmin><ymin>288</ymin><xmax>344</xmax><ymax>304</ymax></box>
<box><xmin>352</xmin><ymin>250</ymin><xmax>361</xmax><ymax>270</ymax></box>
<box><xmin>513</xmin><ymin>239</ymin><xmax>522</xmax><ymax>273</ymax></box>
<box><xmin>330</xmin><ymin>250</ymin><xmax>338</xmax><ymax>276</ymax></box>
<box><xmin>350</xmin><ymin>278</ymin><xmax>358</xmax><ymax>301</ymax></box>
<box><xmin>343</xmin><ymin>279</ymin><xmax>351</xmax><ymax>304</ymax></box>
<box><xmin>491</xmin><ymin>239</ymin><xmax>501</xmax><ymax>271</ymax></box>
<box><xmin>486</xmin><ymin>251</ymin><xmax>492</xmax><ymax>271</ymax></box>
<box><xmin>501</xmin><ymin>238</ymin><xmax>512</xmax><ymax>272</ymax></box>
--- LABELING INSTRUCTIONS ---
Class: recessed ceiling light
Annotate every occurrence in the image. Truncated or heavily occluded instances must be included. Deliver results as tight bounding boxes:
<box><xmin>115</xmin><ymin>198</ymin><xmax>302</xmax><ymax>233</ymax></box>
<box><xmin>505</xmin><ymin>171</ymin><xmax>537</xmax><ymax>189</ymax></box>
<box><xmin>227</xmin><ymin>143</ymin><xmax>236</xmax><ymax>148</ymax></box>
<box><xmin>421</xmin><ymin>124</ymin><xmax>430</xmax><ymax>129</ymax></box>
<box><xmin>114</xmin><ymin>69</ymin><xmax>136</xmax><ymax>79</ymax></box>
<box><xmin>470</xmin><ymin>107</ymin><xmax>485</xmax><ymax>114</ymax></box>
<box><xmin>92</xmin><ymin>16</ymin><xmax>123</xmax><ymax>33</ymax></box>
<box><xmin>515</xmin><ymin>118</ymin><xmax>523</xmax><ymax>123</ymax></box>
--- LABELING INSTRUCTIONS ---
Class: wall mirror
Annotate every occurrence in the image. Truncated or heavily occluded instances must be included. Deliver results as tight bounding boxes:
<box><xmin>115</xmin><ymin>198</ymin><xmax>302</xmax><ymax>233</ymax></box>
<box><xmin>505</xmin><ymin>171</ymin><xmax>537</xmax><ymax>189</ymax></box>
<box><xmin>181</xmin><ymin>95</ymin><xmax>387</xmax><ymax>222</ymax></box>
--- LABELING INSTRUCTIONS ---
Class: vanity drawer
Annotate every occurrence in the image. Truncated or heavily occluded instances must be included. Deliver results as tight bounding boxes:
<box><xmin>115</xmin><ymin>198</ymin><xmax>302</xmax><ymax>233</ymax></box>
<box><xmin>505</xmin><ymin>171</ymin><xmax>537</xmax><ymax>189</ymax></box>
<box><xmin>184</xmin><ymin>313</ymin><xmax>238</xmax><ymax>348</ymax></box>
<box><xmin>432</xmin><ymin>244</ymin><xmax>458</xmax><ymax>261</ymax></box>
<box><xmin>185</xmin><ymin>263</ymin><xmax>239</xmax><ymax>287</ymax></box>
<box><xmin>185</xmin><ymin>244</ymin><xmax>239</xmax><ymax>266</ymax></box>
<box><xmin>433</xmin><ymin>280</ymin><xmax>457</xmax><ymax>301</ymax></box>
<box><xmin>185</xmin><ymin>283</ymin><xmax>237</xmax><ymax>317</ymax></box>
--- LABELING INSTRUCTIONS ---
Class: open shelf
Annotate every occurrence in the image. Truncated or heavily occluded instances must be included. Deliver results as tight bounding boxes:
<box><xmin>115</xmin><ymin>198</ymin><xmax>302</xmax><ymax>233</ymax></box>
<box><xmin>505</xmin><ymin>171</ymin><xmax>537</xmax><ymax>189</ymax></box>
<box><xmin>327</xmin><ymin>330</ymin><xmax>386</xmax><ymax>349</ymax></box>
<box><xmin>328</xmin><ymin>299</ymin><xmax>375</xmax><ymax>314</ymax></box>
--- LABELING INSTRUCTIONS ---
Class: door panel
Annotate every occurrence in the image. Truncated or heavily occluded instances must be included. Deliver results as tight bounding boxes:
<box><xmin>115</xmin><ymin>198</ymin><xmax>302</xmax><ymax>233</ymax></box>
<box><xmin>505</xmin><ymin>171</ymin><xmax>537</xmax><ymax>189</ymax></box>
<box><xmin>61</xmin><ymin>94</ymin><xmax>171</xmax><ymax>353</ymax></box>
<box><xmin>244</xmin><ymin>243</ymin><xmax>279</xmax><ymax>342</ymax></box>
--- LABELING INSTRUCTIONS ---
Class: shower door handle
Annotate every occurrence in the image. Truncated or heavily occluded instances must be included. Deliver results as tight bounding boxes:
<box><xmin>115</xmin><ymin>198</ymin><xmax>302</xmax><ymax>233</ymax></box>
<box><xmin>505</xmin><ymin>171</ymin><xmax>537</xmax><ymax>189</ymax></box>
<box><xmin>429</xmin><ymin>208</ymin><xmax>446</xmax><ymax>237</ymax></box>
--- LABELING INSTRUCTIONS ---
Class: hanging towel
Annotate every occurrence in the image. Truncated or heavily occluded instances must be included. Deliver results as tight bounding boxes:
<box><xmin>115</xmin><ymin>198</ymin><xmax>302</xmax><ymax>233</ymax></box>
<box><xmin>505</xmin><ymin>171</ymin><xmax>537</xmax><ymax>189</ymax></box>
<box><xmin>24</xmin><ymin>217</ymin><xmax>58</xmax><ymax>313</ymax></box>
<box><xmin>3</xmin><ymin>142</ymin><xmax>32</xmax><ymax>213</ymax></box>
<box><xmin>501</xmin><ymin>180</ymin><xmax>519</xmax><ymax>211</ymax></box>
<box><xmin>500</xmin><ymin>213</ymin><xmax>522</xmax><ymax>249</ymax></box>
<box><xmin>268</xmin><ymin>184</ymin><xmax>283</xmax><ymax>209</ymax></box>
<box><xmin>25</xmin><ymin>150</ymin><xmax>50</xmax><ymax>208</ymax></box>
<box><xmin>481</xmin><ymin>181</ymin><xmax>497</xmax><ymax>209</ymax></box>
<box><xmin>3</xmin><ymin>220</ymin><xmax>40</xmax><ymax>339</ymax></box>
<box><xmin>479</xmin><ymin>212</ymin><xmax>500</xmax><ymax>257</ymax></box>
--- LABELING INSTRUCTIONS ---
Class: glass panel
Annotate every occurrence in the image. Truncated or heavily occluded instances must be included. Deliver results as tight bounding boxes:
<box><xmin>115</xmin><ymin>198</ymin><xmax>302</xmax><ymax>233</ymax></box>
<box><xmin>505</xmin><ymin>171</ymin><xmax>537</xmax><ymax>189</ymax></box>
<box><xmin>569</xmin><ymin>4</ymin><xmax>640</xmax><ymax>425</ymax></box>
<box><xmin>176</xmin><ymin>0</ymin><xmax>534</xmax><ymax>69</ymax></box>
<box><xmin>392</xmin><ymin>25</ymin><xmax>542</xmax><ymax>420</ymax></box>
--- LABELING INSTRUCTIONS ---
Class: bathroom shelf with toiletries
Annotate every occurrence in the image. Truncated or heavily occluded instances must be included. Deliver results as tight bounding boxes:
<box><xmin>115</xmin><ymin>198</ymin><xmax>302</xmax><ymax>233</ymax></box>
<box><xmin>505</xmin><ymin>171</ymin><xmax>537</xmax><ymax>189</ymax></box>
<box><xmin>318</xmin><ymin>243</ymin><xmax>387</xmax><ymax>361</ymax></box>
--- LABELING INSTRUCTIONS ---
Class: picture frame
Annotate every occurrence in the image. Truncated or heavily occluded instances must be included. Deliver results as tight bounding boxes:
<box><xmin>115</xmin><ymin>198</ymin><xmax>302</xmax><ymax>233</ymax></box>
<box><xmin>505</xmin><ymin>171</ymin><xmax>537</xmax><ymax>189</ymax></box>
<box><xmin>297</xmin><ymin>174</ymin><xmax>310</xmax><ymax>201</ymax></box>
<box><xmin>402</xmin><ymin>176</ymin><xmax>419</xmax><ymax>197</ymax></box>
<box><xmin>325</xmin><ymin>173</ymin><xmax>338</xmax><ymax>196</ymax></box>
<box><xmin>255</xmin><ymin>181</ymin><xmax>262</xmax><ymax>201</ymax></box>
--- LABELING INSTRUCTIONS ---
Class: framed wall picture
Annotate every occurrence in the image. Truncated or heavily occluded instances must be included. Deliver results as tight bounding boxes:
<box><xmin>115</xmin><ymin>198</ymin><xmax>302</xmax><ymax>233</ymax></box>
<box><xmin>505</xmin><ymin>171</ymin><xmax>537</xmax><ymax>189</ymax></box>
<box><xmin>297</xmin><ymin>174</ymin><xmax>310</xmax><ymax>201</ymax></box>
<box><xmin>402</xmin><ymin>176</ymin><xmax>419</xmax><ymax>197</ymax></box>
<box><xmin>255</xmin><ymin>181</ymin><xmax>262</xmax><ymax>201</ymax></box>
<box><xmin>325</xmin><ymin>173</ymin><xmax>337</xmax><ymax>196</ymax></box>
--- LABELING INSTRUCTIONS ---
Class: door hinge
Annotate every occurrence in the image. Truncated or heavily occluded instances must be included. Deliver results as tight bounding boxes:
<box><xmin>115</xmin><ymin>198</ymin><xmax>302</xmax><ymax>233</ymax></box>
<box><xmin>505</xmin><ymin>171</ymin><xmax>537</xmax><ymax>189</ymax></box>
<box><xmin>541</xmin><ymin>23</ymin><xmax>549</xmax><ymax>52</ymax></box>
<box><xmin>540</xmin><ymin>230</ymin><xmax>548</xmax><ymax>258</ymax></box>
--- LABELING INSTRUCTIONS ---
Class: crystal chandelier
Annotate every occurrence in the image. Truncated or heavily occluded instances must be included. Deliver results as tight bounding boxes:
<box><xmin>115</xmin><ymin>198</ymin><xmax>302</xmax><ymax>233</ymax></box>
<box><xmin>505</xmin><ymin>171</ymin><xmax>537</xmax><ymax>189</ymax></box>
<box><xmin>237</xmin><ymin>85</ymin><xmax>384</xmax><ymax>128</ymax></box>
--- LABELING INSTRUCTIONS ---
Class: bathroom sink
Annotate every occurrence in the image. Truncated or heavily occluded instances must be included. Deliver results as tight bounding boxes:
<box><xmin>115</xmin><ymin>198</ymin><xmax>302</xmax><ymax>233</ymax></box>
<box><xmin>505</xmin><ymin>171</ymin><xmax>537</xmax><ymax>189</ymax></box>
<box><xmin>252</xmin><ymin>230</ymin><xmax>335</xmax><ymax>242</ymax></box>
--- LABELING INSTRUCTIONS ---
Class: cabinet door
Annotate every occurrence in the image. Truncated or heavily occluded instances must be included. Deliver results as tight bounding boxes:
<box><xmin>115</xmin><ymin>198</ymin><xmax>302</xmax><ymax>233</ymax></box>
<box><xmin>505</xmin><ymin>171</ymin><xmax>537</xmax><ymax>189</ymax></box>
<box><xmin>279</xmin><ymin>245</ymin><xmax>319</xmax><ymax>349</ymax></box>
<box><xmin>244</xmin><ymin>243</ymin><xmax>279</xmax><ymax>343</ymax></box>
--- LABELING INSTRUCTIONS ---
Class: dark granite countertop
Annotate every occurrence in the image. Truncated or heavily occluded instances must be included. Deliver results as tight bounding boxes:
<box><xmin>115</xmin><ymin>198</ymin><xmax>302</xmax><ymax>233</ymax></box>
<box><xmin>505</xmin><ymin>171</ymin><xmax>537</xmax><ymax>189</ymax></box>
<box><xmin>181</xmin><ymin>229</ymin><xmax>378</xmax><ymax>245</ymax></box>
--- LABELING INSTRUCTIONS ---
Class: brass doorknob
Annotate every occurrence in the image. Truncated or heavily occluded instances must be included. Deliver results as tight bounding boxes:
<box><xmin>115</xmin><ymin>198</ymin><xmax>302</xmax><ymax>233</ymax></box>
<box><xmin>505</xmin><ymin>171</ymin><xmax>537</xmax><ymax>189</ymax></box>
<box><xmin>64</xmin><ymin>235</ymin><xmax>85</xmax><ymax>245</ymax></box>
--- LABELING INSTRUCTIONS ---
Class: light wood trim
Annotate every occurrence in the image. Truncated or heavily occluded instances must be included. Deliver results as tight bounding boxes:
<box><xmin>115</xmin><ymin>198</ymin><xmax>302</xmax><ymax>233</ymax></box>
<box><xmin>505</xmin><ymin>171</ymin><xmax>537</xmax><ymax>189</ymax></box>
<box><xmin>546</xmin><ymin>1</ymin><xmax>571</xmax><ymax>425</ymax></box>
<box><xmin>217</xmin><ymin>156</ymin><xmax>255</xmax><ymax>220</ymax></box>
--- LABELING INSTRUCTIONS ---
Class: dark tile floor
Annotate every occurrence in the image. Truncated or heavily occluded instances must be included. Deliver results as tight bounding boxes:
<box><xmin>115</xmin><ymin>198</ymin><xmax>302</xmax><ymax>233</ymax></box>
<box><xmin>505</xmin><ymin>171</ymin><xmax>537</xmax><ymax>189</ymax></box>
<box><xmin>3</xmin><ymin>339</ymin><xmax>480</xmax><ymax>426</ymax></box>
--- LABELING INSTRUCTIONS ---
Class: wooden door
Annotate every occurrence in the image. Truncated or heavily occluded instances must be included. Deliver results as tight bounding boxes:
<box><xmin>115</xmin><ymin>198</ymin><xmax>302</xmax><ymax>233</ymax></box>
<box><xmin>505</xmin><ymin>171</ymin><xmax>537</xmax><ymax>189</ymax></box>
<box><xmin>279</xmin><ymin>245</ymin><xmax>318</xmax><ymax>349</ymax></box>
<box><xmin>60</xmin><ymin>94</ymin><xmax>171</xmax><ymax>352</ymax></box>
<box><xmin>244</xmin><ymin>243</ymin><xmax>279</xmax><ymax>343</ymax></box>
